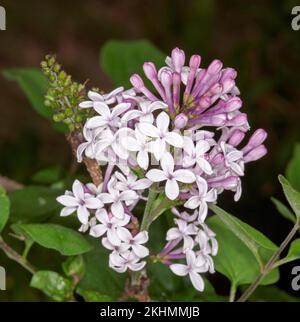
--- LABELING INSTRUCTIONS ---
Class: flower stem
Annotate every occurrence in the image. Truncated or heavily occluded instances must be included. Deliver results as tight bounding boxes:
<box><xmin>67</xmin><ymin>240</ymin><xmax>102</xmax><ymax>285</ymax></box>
<box><xmin>237</xmin><ymin>218</ymin><xmax>300</xmax><ymax>302</ymax></box>
<box><xmin>0</xmin><ymin>236</ymin><xmax>36</xmax><ymax>275</ymax></box>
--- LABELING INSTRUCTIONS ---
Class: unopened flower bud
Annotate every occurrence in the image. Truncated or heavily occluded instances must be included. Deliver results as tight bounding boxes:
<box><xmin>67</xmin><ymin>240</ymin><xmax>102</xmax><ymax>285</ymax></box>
<box><xmin>171</xmin><ymin>47</ymin><xmax>185</xmax><ymax>72</ymax></box>
<box><xmin>143</xmin><ymin>62</ymin><xmax>157</xmax><ymax>81</ymax></box>
<box><xmin>225</xmin><ymin>97</ymin><xmax>242</xmax><ymax>112</ymax></box>
<box><xmin>207</xmin><ymin>59</ymin><xmax>223</xmax><ymax>74</ymax></box>
<box><xmin>130</xmin><ymin>74</ymin><xmax>145</xmax><ymax>90</ymax></box>
<box><xmin>174</xmin><ymin>113</ymin><xmax>188</xmax><ymax>129</ymax></box>
<box><xmin>228</xmin><ymin>129</ymin><xmax>245</xmax><ymax>146</ymax></box>
<box><xmin>189</xmin><ymin>55</ymin><xmax>201</xmax><ymax>70</ymax></box>
<box><xmin>244</xmin><ymin>144</ymin><xmax>267</xmax><ymax>162</ymax></box>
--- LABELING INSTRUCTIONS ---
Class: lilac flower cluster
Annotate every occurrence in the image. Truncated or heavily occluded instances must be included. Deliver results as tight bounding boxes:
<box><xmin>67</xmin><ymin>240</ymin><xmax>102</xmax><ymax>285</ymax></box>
<box><xmin>57</xmin><ymin>48</ymin><xmax>267</xmax><ymax>292</ymax></box>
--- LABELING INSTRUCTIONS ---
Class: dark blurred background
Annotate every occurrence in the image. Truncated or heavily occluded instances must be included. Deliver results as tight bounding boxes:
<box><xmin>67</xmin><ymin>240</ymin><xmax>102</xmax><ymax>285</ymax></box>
<box><xmin>0</xmin><ymin>0</ymin><xmax>300</xmax><ymax>300</ymax></box>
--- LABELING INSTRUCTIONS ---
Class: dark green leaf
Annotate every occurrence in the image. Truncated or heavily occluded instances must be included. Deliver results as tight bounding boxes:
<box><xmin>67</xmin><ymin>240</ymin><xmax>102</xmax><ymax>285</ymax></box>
<box><xmin>32</xmin><ymin>166</ymin><xmax>63</xmax><ymax>184</ymax></box>
<box><xmin>244</xmin><ymin>285</ymin><xmax>300</xmax><ymax>302</ymax></box>
<box><xmin>100</xmin><ymin>40</ymin><xmax>165</xmax><ymax>87</ymax></box>
<box><xmin>271</xmin><ymin>197</ymin><xmax>296</xmax><ymax>223</ymax></box>
<box><xmin>286</xmin><ymin>143</ymin><xmax>300</xmax><ymax>192</ymax></box>
<box><xmin>0</xmin><ymin>186</ymin><xmax>10</xmax><ymax>233</ymax></box>
<box><xmin>12</xmin><ymin>223</ymin><xmax>93</xmax><ymax>256</ymax></box>
<box><xmin>2</xmin><ymin>68</ymin><xmax>67</xmax><ymax>132</ymax></box>
<box><xmin>279</xmin><ymin>175</ymin><xmax>300</xmax><ymax>218</ymax></box>
<box><xmin>30</xmin><ymin>271</ymin><xmax>74</xmax><ymax>301</ymax></box>
<box><xmin>76</xmin><ymin>288</ymin><xmax>114</xmax><ymax>302</ymax></box>
<box><xmin>9</xmin><ymin>186</ymin><xmax>62</xmax><ymax>223</ymax></box>
<box><xmin>207</xmin><ymin>215</ymin><xmax>279</xmax><ymax>287</ymax></box>
<box><xmin>78</xmin><ymin>237</ymin><xmax>125</xmax><ymax>298</ymax></box>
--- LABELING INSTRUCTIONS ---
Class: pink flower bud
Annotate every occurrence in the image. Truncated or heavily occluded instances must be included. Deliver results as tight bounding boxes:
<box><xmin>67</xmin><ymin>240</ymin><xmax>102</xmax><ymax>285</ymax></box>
<box><xmin>207</xmin><ymin>59</ymin><xmax>223</xmax><ymax>74</ymax></box>
<box><xmin>208</xmin><ymin>176</ymin><xmax>239</xmax><ymax>189</ymax></box>
<box><xmin>198</xmin><ymin>96</ymin><xmax>211</xmax><ymax>108</ymax></box>
<box><xmin>248</xmin><ymin>129</ymin><xmax>268</xmax><ymax>147</ymax></box>
<box><xmin>161</xmin><ymin>70</ymin><xmax>172</xmax><ymax>88</ymax></box>
<box><xmin>225</xmin><ymin>97</ymin><xmax>242</xmax><ymax>112</ymax></box>
<box><xmin>226</xmin><ymin>113</ymin><xmax>247</xmax><ymax>127</ymax></box>
<box><xmin>244</xmin><ymin>144</ymin><xmax>267</xmax><ymax>162</ymax></box>
<box><xmin>221</xmin><ymin>68</ymin><xmax>237</xmax><ymax>80</ymax></box>
<box><xmin>143</xmin><ymin>62</ymin><xmax>157</xmax><ymax>81</ymax></box>
<box><xmin>171</xmin><ymin>47</ymin><xmax>185</xmax><ymax>72</ymax></box>
<box><xmin>228</xmin><ymin>129</ymin><xmax>246</xmax><ymax>146</ymax></box>
<box><xmin>189</xmin><ymin>54</ymin><xmax>201</xmax><ymax>69</ymax></box>
<box><xmin>211</xmin><ymin>153</ymin><xmax>225</xmax><ymax>165</ymax></box>
<box><xmin>130</xmin><ymin>74</ymin><xmax>144</xmax><ymax>90</ymax></box>
<box><xmin>174</xmin><ymin>113</ymin><xmax>188</xmax><ymax>129</ymax></box>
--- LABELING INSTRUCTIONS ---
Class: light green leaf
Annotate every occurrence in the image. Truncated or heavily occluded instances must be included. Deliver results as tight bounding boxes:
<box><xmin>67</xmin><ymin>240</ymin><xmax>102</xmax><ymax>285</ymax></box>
<box><xmin>76</xmin><ymin>288</ymin><xmax>114</xmax><ymax>302</ymax></box>
<box><xmin>276</xmin><ymin>239</ymin><xmax>300</xmax><ymax>266</ymax></box>
<box><xmin>279</xmin><ymin>175</ymin><xmax>300</xmax><ymax>218</ymax></box>
<box><xmin>271</xmin><ymin>197</ymin><xmax>296</xmax><ymax>223</ymax></box>
<box><xmin>286</xmin><ymin>143</ymin><xmax>300</xmax><ymax>192</ymax></box>
<box><xmin>62</xmin><ymin>255</ymin><xmax>85</xmax><ymax>280</ymax></box>
<box><xmin>209</xmin><ymin>204</ymin><xmax>278</xmax><ymax>268</ymax></box>
<box><xmin>244</xmin><ymin>285</ymin><xmax>300</xmax><ymax>302</ymax></box>
<box><xmin>2</xmin><ymin>68</ymin><xmax>67</xmax><ymax>132</ymax></box>
<box><xmin>207</xmin><ymin>215</ymin><xmax>279</xmax><ymax>287</ymax></box>
<box><xmin>9</xmin><ymin>186</ymin><xmax>62</xmax><ymax>223</ymax></box>
<box><xmin>30</xmin><ymin>271</ymin><xmax>74</xmax><ymax>301</ymax></box>
<box><xmin>0</xmin><ymin>186</ymin><xmax>10</xmax><ymax>233</ymax></box>
<box><xmin>12</xmin><ymin>223</ymin><xmax>93</xmax><ymax>256</ymax></box>
<box><xmin>78</xmin><ymin>237</ymin><xmax>126</xmax><ymax>298</ymax></box>
<box><xmin>100</xmin><ymin>40</ymin><xmax>165</xmax><ymax>87</ymax></box>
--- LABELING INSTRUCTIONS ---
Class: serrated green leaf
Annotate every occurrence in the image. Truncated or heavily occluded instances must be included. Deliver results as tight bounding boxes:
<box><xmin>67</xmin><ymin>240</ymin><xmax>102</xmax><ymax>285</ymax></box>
<box><xmin>30</xmin><ymin>271</ymin><xmax>74</xmax><ymax>301</ymax></box>
<box><xmin>0</xmin><ymin>186</ymin><xmax>10</xmax><ymax>233</ymax></box>
<box><xmin>207</xmin><ymin>215</ymin><xmax>279</xmax><ymax>287</ymax></box>
<box><xmin>9</xmin><ymin>186</ymin><xmax>62</xmax><ymax>223</ymax></box>
<box><xmin>286</xmin><ymin>143</ymin><xmax>300</xmax><ymax>192</ymax></box>
<box><xmin>100</xmin><ymin>40</ymin><xmax>165</xmax><ymax>88</ymax></box>
<box><xmin>271</xmin><ymin>197</ymin><xmax>296</xmax><ymax>223</ymax></box>
<box><xmin>12</xmin><ymin>223</ymin><xmax>93</xmax><ymax>256</ymax></box>
<box><xmin>76</xmin><ymin>288</ymin><xmax>114</xmax><ymax>302</ymax></box>
<box><xmin>279</xmin><ymin>175</ymin><xmax>300</xmax><ymax>218</ymax></box>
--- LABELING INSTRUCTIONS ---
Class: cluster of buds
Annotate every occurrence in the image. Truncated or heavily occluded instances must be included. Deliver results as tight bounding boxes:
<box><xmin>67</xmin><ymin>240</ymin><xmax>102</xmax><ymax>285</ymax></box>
<box><xmin>57</xmin><ymin>48</ymin><xmax>267</xmax><ymax>292</ymax></box>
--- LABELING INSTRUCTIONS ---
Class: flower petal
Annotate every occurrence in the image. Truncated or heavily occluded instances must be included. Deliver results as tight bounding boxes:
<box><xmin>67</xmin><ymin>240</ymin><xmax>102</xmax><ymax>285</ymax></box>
<box><xmin>90</xmin><ymin>224</ymin><xmax>107</xmax><ymax>237</ymax></box>
<box><xmin>189</xmin><ymin>271</ymin><xmax>205</xmax><ymax>292</ymax></box>
<box><xmin>156</xmin><ymin>111</ymin><xmax>170</xmax><ymax>134</ymax></box>
<box><xmin>173</xmin><ymin>169</ymin><xmax>196</xmax><ymax>183</ymax></box>
<box><xmin>170</xmin><ymin>264</ymin><xmax>189</xmax><ymax>276</ymax></box>
<box><xmin>132</xmin><ymin>244</ymin><xmax>149</xmax><ymax>258</ymax></box>
<box><xmin>60</xmin><ymin>207</ymin><xmax>76</xmax><ymax>217</ymax></box>
<box><xmin>165</xmin><ymin>179</ymin><xmax>179</xmax><ymax>200</ymax></box>
<box><xmin>93</xmin><ymin>102</ymin><xmax>111</xmax><ymax>116</ymax></box>
<box><xmin>165</xmin><ymin>132</ymin><xmax>183</xmax><ymax>148</ymax></box>
<box><xmin>146</xmin><ymin>169</ymin><xmax>167</xmax><ymax>182</ymax></box>
<box><xmin>57</xmin><ymin>195</ymin><xmax>78</xmax><ymax>207</ymax></box>
<box><xmin>72</xmin><ymin>180</ymin><xmax>84</xmax><ymax>200</ymax></box>
<box><xmin>77</xmin><ymin>205</ymin><xmax>90</xmax><ymax>224</ymax></box>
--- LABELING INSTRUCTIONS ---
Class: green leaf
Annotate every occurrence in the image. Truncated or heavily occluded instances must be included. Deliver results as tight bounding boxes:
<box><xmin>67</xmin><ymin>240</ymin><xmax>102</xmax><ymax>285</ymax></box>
<box><xmin>0</xmin><ymin>186</ymin><xmax>10</xmax><ymax>233</ymax></box>
<box><xmin>62</xmin><ymin>255</ymin><xmax>85</xmax><ymax>280</ymax></box>
<box><xmin>279</xmin><ymin>175</ymin><xmax>300</xmax><ymax>218</ymax></box>
<box><xmin>209</xmin><ymin>204</ymin><xmax>278</xmax><ymax>268</ymax></box>
<box><xmin>9</xmin><ymin>186</ymin><xmax>62</xmax><ymax>223</ymax></box>
<box><xmin>276</xmin><ymin>239</ymin><xmax>300</xmax><ymax>266</ymax></box>
<box><xmin>78</xmin><ymin>237</ymin><xmax>125</xmax><ymax>298</ymax></box>
<box><xmin>244</xmin><ymin>285</ymin><xmax>300</xmax><ymax>302</ymax></box>
<box><xmin>30</xmin><ymin>271</ymin><xmax>74</xmax><ymax>301</ymax></box>
<box><xmin>100</xmin><ymin>40</ymin><xmax>165</xmax><ymax>87</ymax></box>
<box><xmin>2</xmin><ymin>68</ymin><xmax>67</xmax><ymax>132</ymax></box>
<box><xmin>271</xmin><ymin>197</ymin><xmax>296</xmax><ymax>223</ymax></box>
<box><xmin>32</xmin><ymin>166</ymin><xmax>63</xmax><ymax>184</ymax></box>
<box><xmin>207</xmin><ymin>215</ymin><xmax>279</xmax><ymax>287</ymax></box>
<box><xmin>286</xmin><ymin>143</ymin><xmax>300</xmax><ymax>192</ymax></box>
<box><xmin>12</xmin><ymin>223</ymin><xmax>93</xmax><ymax>256</ymax></box>
<box><xmin>76</xmin><ymin>288</ymin><xmax>114</xmax><ymax>302</ymax></box>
